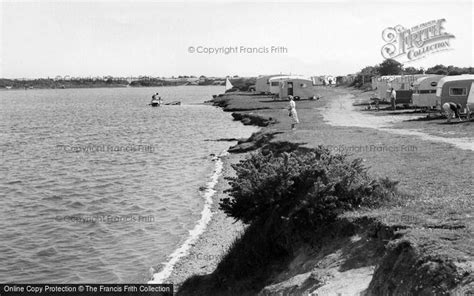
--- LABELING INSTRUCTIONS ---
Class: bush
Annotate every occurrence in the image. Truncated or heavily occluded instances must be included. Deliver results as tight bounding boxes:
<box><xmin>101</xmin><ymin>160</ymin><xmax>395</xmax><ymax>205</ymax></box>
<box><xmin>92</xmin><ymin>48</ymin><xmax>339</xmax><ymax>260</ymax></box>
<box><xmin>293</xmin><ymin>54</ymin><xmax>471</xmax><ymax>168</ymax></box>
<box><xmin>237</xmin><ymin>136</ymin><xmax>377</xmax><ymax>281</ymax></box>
<box><xmin>220</xmin><ymin>146</ymin><xmax>397</xmax><ymax>234</ymax></box>
<box><xmin>228</xmin><ymin>77</ymin><xmax>256</xmax><ymax>92</ymax></box>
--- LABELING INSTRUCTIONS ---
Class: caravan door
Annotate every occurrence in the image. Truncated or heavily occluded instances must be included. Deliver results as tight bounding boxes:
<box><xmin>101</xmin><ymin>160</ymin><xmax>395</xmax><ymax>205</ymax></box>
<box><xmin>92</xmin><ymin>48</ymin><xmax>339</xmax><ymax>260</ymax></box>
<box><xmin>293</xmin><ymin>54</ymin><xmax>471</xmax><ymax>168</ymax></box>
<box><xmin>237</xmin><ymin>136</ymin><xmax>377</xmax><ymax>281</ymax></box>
<box><xmin>467</xmin><ymin>82</ymin><xmax>474</xmax><ymax>108</ymax></box>
<box><xmin>287</xmin><ymin>82</ymin><xmax>294</xmax><ymax>96</ymax></box>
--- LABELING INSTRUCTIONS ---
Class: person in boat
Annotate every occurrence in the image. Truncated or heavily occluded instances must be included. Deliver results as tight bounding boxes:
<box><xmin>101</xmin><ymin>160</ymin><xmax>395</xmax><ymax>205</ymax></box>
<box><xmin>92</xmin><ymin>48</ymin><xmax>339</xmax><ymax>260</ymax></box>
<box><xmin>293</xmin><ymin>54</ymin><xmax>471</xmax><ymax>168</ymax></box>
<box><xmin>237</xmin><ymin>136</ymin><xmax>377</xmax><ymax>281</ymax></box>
<box><xmin>157</xmin><ymin>93</ymin><xmax>163</xmax><ymax>105</ymax></box>
<box><xmin>150</xmin><ymin>93</ymin><xmax>162</xmax><ymax>105</ymax></box>
<box><xmin>442</xmin><ymin>102</ymin><xmax>462</xmax><ymax>123</ymax></box>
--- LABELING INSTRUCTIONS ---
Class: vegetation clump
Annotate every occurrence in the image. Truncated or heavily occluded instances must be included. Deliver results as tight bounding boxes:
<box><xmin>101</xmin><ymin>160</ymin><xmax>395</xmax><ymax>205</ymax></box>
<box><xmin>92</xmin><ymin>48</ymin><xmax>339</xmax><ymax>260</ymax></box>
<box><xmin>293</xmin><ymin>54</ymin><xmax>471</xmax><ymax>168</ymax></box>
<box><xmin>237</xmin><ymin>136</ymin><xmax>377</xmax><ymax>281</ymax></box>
<box><xmin>220</xmin><ymin>146</ymin><xmax>399</xmax><ymax>237</ymax></box>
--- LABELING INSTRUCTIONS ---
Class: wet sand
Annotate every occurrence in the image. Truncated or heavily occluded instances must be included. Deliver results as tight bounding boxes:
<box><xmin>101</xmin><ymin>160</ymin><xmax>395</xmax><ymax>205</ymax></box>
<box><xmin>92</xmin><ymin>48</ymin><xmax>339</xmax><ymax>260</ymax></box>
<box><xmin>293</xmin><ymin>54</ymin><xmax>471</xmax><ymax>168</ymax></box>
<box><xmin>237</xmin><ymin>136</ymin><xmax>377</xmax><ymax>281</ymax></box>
<box><xmin>164</xmin><ymin>153</ymin><xmax>246</xmax><ymax>288</ymax></box>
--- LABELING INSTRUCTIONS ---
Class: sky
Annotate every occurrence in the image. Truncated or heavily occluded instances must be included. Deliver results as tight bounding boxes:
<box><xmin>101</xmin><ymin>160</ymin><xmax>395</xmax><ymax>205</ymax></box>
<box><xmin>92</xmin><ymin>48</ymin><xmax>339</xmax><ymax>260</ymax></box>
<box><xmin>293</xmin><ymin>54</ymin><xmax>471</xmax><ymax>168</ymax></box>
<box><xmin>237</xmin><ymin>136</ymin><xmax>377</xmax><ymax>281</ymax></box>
<box><xmin>0</xmin><ymin>0</ymin><xmax>473</xmax><ymax>78</ymax></box>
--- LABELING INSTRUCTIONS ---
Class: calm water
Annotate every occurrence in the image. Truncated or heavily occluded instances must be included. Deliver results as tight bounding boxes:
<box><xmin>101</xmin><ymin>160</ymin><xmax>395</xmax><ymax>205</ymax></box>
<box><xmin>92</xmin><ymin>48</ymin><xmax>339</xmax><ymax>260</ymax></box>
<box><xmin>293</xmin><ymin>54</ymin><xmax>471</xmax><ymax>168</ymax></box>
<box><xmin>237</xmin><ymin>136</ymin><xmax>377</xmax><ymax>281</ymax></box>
<box><xmin>0</xmin><ymin>86</ymin><xmax>257</xmax><ymax>283</ymax></box>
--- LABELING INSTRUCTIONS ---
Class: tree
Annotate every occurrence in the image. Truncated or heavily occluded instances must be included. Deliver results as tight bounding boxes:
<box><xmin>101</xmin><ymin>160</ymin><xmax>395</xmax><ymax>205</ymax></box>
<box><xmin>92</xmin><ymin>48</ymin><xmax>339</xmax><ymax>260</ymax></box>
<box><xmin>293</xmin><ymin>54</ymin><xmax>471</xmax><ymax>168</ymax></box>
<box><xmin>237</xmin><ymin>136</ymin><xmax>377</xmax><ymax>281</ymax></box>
<box><xmin>403</xmin><ymin>67</ymin><xmax>423</xmax><ymax>74</ymax></box>
<box><xmin>426</xmin><ymin>64</ymin><xmax>448</xmax><ymax>75</ymax></box>
<box><xmin>446</xmin><ymin>65</ymin><xmax>463</xmax><ymax>76</ymax></box>
<box><xmin>378</xmin><ymin>59</ymin><xmax>403</xmax><ymax>75</ymax></box>
<box><xmin>359</xmin><ymin>66</ymin><xmax>379</xmax><ymax>76</ymax></box>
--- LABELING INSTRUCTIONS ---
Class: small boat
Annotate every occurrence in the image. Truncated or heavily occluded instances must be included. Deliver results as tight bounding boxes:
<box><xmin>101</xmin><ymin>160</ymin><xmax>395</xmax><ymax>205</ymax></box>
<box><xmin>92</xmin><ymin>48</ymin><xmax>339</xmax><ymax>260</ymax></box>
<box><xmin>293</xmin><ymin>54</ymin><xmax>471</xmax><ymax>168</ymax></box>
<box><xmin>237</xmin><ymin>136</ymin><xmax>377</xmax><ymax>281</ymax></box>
<box><xmin>149</xmin><ymin>100</ymin><xmax>161</xmax><ymax>107</ymax></box>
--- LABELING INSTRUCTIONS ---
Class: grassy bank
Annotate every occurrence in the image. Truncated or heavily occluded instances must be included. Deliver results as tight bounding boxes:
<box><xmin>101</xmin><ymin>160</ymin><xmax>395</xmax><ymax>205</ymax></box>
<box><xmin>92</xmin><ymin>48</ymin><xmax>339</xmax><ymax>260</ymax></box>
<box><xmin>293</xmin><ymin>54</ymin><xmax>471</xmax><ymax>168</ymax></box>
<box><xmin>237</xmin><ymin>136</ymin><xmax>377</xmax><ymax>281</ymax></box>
<box><xmin>176</xmin><ymin>88</ymin><xmax>472</xmax><ymax>295</ymax></box>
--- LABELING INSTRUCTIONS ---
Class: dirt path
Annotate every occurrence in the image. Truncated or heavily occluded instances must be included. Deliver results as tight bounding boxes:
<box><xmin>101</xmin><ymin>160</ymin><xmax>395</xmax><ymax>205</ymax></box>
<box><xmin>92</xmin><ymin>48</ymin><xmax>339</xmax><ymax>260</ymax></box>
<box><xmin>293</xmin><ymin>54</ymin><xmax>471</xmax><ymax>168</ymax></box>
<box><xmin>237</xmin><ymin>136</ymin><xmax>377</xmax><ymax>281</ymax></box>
<box><xmin>319</xmin><ymin>91</ymin><xmax>474</xmax><ymax>151</ymax></box>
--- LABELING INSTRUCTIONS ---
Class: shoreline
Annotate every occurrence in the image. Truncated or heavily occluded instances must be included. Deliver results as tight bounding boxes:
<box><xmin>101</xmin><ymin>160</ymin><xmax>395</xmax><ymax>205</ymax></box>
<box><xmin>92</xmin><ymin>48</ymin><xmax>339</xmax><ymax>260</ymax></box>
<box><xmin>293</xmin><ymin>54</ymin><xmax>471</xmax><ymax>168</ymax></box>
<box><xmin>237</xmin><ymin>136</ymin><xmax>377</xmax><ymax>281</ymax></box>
<box><xmin>162</xmin><ymin>152</ymin><xmax>247</xmax><ymax>288</ymax></box>
<box><xmin>147</xmin><ymin>98</ymin><xmax>261</xmax><ymax>286</ymax></box>
<box><xmin>153</xmin><ymin>90</ymin><xmax>338</xmax><ymax>289</ymax></box>
<box><xmin>148</xmin><ymin>151</ymin><xmax>226</xmax><ymax>284</ymax></box>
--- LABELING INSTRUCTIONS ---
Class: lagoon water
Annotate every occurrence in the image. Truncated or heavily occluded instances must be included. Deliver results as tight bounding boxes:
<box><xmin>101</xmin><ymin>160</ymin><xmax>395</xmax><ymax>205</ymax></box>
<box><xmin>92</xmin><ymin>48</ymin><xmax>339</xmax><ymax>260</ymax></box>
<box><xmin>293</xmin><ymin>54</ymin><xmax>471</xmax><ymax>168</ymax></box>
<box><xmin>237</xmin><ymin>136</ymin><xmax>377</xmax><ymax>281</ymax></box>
<box><xmin>0</xmin><ymin>86</ymin><xmax>258</xmax><ymax>283</ymax></box>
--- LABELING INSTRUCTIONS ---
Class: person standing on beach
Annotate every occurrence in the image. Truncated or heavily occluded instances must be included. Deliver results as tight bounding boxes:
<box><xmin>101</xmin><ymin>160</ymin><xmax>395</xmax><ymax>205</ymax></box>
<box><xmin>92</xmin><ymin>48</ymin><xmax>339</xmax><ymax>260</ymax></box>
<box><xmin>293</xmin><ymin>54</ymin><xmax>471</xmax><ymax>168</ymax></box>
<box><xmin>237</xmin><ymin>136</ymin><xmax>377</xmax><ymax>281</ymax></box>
<box><xmin>390</xmin><ymin>88</ymin><xmax>396</xmax><ymax>110</ymax></box>
<box><xmin>288</xmin><ymin>95</ymin><xmax>299</xmax><ymax>130</ymax></box>
<box><xmin>442</xmin><ymin>102</ymin><xmax>462</xmax><ymax>123</ymax></box>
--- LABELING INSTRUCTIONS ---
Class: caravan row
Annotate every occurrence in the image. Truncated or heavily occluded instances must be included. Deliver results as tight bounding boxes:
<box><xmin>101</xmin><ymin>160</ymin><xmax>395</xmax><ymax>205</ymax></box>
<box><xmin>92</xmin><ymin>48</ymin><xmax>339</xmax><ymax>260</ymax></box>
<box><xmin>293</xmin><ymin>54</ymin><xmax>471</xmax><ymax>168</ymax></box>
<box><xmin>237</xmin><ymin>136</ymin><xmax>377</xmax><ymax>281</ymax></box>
<box><xmin>255</xmin><ymin>74</ymin><xmax>474</xmax><ymax>111</ymax></box>
<box><xmin>255</xmin><ymin>75</ymin><xmax>319</xmax><ymax>100</ymax></box>
<box><xmin>372</xmin><ymin>74</ymin><xmax>474</xmax><ymax>112</ymax></box>
<box><xmin>372</xmin><ymin>74</ymin><xmax>425</xmax><ymax>105</ymax></box>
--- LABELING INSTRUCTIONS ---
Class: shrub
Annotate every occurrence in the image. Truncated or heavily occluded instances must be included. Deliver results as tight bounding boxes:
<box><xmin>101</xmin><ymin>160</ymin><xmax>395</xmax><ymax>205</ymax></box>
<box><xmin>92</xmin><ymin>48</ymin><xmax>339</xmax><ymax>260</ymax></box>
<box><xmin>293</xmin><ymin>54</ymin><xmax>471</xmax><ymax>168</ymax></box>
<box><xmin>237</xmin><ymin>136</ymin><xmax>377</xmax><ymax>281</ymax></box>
<box><xmin>220</xmin><ymin>146</ymin><xmax>398</xmax><ymax>234</ymax></box>
<box><xmin>229</xmin><ymin>77</ymin><xmax>257</xmax><ymax>92</ymax></box>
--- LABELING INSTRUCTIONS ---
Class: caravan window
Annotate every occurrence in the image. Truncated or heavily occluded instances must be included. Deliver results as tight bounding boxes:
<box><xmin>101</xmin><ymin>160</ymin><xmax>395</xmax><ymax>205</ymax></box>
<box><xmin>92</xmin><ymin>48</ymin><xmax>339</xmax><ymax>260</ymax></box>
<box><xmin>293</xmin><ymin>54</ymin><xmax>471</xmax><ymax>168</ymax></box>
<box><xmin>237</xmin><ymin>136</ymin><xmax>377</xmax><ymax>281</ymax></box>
<box><xmin>271</xmin><ymin>82</ymin><xmax>279</xmax><ymax>86</ymax></box>
<box><xmin>301</xmin><ymin>83</ymin><xmax>307</xmax><ymax>88</ymax></box>
<box><xmin>419</xmin><ymin>90</ymin><xmax>436</xmax><ymax>94</ymax></box>
<box><xmin>449</xmin><ymin>87</ymin><xmax>467</xmax><ymax>96</ymax></box>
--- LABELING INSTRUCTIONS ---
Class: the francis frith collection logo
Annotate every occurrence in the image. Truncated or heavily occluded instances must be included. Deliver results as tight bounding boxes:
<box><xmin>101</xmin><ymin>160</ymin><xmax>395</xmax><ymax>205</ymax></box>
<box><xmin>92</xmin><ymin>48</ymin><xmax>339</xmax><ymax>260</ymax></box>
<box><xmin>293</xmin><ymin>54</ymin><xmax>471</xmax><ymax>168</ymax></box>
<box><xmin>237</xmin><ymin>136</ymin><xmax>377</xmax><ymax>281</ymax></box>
<box><xmin>381</xmin><ymin>19</ymin><xmax>455</xmax><ymax>63</ymax></box>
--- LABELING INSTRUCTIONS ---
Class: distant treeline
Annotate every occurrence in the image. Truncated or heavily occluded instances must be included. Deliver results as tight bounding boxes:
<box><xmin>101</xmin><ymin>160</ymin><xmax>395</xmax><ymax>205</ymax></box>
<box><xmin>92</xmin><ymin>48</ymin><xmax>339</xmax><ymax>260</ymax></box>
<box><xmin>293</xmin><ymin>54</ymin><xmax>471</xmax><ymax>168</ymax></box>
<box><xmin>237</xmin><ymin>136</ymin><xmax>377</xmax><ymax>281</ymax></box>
<box><xmin>350</xmin><ymin>59</ymin><xmax>474</xmax><ymax>87</ymax></box>
<box><xmin>0</xmin><ymin>78</ymin><xmax>129</xmax><ymax>89</ymax></box>
<box><xmin>0</xmin><ymin>77</ymin><xmax>231</xmax><ymax>89</ymax></box>
<box><xmin>129</xmin><ymin>79</ymin><xmax>187</xmax><ymax>87</ymax></box>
